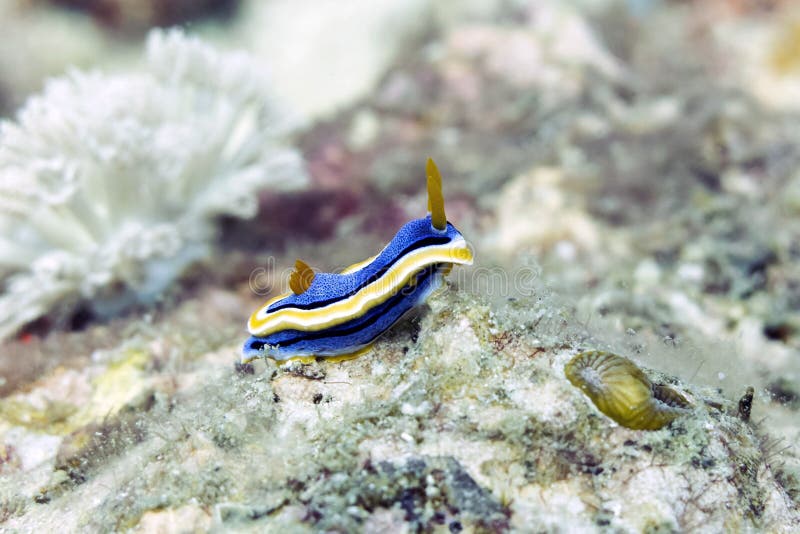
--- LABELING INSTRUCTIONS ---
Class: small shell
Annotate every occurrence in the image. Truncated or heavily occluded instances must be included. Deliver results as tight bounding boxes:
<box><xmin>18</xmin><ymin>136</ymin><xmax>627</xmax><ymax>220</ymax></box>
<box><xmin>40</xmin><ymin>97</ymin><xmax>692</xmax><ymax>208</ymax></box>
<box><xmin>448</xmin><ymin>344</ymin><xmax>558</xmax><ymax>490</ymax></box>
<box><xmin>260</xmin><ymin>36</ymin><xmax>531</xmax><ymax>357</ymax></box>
<box><xmin>564</xmin><ymin>350</ymin><xmax>690</xmax><ymax>430</ymax></box>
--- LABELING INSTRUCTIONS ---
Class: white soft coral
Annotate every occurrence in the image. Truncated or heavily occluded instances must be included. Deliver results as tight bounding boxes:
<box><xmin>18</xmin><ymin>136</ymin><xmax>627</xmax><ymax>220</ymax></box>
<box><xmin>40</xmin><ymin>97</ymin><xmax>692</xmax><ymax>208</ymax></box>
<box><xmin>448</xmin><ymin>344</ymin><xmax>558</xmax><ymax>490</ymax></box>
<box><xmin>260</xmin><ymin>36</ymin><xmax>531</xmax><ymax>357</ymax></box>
<box><xmin>0</xmin><ymin>29</ymin><xmax>308</xmax><ymax>339</ymax></box>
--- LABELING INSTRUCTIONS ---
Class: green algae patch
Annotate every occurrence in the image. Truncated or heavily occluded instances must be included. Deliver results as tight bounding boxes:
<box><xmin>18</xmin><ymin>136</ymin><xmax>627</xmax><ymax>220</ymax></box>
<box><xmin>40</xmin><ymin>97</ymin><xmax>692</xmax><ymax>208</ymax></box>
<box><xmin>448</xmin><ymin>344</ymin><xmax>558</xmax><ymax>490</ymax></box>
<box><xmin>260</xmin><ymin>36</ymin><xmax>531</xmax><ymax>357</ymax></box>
<box><xmin>77</xmin><ymin>349</ymin><xmax>151</xmax><ymax>427</ymax></box>
<box><xmin>0</xmin><ymin>349</ymin><xmax>151</xmax><ymax>437</ymax></box>
<box><xmin>0</xmin><ymin>398</ymin><xmax>78</xmax><ymax>435</ymax></box>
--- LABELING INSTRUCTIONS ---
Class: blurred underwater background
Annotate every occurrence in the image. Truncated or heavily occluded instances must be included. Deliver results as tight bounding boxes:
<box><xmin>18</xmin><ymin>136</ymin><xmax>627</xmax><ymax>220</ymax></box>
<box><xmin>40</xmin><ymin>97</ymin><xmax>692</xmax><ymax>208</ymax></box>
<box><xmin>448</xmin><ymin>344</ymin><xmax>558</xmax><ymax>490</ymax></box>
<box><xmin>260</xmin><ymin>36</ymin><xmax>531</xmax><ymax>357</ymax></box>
<box><xmin>1</xmin><ymin>0</ymin><xmax>800</xmax><ymax>531</ymax></box>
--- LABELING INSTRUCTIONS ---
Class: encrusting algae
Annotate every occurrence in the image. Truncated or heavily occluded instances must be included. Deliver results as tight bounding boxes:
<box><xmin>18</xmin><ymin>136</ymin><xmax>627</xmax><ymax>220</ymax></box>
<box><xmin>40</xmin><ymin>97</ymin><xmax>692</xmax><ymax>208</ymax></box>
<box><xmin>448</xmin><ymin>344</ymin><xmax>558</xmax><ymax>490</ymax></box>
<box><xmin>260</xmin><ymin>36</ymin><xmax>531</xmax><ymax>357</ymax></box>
<box><xmin>770</xmin><ymin>20</ymin><xmax>800</xmax><ymax>75</ymax></box>
<box><xmin>564</xmin><ymin>350</ymin><xmax>691</xmax><ymax>430</ymax></box>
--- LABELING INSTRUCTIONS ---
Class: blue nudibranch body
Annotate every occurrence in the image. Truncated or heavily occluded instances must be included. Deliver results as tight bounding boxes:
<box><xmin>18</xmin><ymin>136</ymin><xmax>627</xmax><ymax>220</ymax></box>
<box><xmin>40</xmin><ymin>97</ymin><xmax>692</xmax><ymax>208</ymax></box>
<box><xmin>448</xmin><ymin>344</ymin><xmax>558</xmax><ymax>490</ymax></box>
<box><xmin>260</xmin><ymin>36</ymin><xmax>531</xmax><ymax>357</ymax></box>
<box><xmin>242</xmin><ymin>159</ymin><xmax>473</xmax><ymax>363</ymax></box>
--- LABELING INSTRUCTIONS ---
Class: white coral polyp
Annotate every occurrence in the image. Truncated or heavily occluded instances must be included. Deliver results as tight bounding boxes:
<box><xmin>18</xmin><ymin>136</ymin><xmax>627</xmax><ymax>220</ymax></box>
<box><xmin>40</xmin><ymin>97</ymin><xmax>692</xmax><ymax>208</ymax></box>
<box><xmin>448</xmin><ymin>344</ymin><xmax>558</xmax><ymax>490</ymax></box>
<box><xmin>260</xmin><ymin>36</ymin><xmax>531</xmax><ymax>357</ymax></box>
<box><xmin>0</xmin><ymin>29</ymin><xmax>308</xmax><ymax>339</ymax></box>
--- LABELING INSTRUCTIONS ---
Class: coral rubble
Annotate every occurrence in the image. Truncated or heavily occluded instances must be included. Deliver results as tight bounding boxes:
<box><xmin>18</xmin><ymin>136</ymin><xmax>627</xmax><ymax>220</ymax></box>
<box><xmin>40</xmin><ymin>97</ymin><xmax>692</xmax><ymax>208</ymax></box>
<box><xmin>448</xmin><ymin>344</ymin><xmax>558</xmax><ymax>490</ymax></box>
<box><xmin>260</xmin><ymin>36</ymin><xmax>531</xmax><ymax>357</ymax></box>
<box><xmin>1</xmin><ymin>289</ymin><xmax>797</xmax><ymax>531</ymax></box>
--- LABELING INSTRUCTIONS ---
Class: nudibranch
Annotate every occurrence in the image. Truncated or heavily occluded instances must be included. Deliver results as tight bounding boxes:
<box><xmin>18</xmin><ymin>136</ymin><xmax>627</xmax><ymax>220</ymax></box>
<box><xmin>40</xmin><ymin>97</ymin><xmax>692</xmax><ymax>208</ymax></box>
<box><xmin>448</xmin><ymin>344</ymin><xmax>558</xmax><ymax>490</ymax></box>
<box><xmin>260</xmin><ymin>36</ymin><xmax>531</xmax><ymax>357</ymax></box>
<box><xmin>564</xmin><ymin>350</ymin><xmax>691</xmax><ymax>430</ymax></box>
<box><xmin>242</xmin><ymin>159</ymin><xmax>473</xmax><ymax>363</ymax></box>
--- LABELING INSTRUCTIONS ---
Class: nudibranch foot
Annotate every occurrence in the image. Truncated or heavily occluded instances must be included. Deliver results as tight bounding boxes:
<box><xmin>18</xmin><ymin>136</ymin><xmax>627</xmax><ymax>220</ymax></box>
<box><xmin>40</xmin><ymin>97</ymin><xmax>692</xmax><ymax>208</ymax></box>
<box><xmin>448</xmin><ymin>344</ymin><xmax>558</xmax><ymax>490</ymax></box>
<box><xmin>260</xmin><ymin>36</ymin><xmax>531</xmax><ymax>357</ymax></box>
<box><xmin>323</xmin><ymin>344</ymin><xmax>375</xmax><ymax>364</ymax></box>
<box><xmin>275</xmin><ymin>346</ymin><xmax>372</xmax><ymax>366</ymax></box>
<box><xmin>279</xmin><ymin>355</ymin><xmax>317</xmax><ymax>366</ymax></box>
